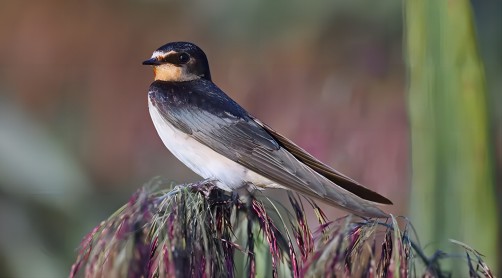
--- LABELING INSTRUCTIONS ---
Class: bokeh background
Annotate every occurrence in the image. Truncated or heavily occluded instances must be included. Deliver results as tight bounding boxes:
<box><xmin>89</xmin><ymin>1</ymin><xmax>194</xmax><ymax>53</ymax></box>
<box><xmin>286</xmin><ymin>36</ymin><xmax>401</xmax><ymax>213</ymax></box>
<box><xmin>0</xmin><ymin>0</ymin><xmax>500</xmax><ymax>277</ymax></box>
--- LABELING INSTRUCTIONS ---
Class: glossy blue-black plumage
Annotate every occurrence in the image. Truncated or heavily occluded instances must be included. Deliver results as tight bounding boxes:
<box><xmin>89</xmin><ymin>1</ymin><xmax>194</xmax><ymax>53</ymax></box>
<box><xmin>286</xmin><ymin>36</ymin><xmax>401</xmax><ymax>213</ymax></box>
<box><xmin>147</xmin><ymin>42</ymin><xmax>211</xmax><ymax>81</ymax></box>
<box><xmin>149</xmin><ymin>79</ymin><xmax>280</xmax><ymax>151</ymax></box>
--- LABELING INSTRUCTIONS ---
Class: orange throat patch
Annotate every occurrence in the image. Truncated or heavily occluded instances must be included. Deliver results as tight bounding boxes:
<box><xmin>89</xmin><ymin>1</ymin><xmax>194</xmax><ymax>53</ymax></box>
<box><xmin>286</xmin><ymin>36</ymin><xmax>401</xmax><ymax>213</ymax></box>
<box><xmin>153</xmin><ymin>65</ymin><xmax>183</xmax><ymax>81</ymax></box>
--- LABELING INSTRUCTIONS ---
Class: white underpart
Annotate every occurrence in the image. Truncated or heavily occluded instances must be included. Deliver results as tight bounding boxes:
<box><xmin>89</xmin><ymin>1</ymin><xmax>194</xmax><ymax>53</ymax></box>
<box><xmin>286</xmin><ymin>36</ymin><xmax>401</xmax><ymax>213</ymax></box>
<box><xmin>149</xmin><ymin>98</ymin><xmax>282</xmax><ymax>191</ymax></box>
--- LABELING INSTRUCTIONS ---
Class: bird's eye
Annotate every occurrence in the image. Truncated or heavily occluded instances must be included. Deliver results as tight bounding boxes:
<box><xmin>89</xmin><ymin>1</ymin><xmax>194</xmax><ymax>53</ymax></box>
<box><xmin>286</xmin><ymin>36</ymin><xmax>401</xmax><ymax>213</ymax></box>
<box><xmin>178</xmin><ymin>53</ymin><xmax>190</xmax><ymax>64</ymax></box>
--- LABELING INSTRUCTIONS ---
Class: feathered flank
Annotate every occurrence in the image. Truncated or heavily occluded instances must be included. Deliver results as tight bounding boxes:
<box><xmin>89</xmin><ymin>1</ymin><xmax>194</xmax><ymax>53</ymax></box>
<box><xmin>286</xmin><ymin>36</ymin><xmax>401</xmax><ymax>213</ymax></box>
<box><xmin>70</xmin><ymin>179</ymin><xmax>495</xmax><ymax>278</ymax></box>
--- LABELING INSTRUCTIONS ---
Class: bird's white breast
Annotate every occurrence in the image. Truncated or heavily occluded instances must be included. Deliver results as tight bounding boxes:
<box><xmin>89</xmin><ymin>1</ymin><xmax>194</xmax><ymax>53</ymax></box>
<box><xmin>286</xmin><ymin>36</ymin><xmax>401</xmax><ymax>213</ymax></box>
<box><xmin>148</xmin><ymin>98</ymin><xmax>279</xmax><ymax>191</ymax></box>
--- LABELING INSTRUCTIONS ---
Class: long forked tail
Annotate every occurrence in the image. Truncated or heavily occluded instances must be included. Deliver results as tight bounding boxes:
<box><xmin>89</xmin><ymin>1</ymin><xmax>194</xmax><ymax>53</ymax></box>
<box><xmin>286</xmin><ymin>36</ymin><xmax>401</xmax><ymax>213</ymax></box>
<box><xmin>320</xmin><ymin>184</ymin><xmax>389</xmax><ymax>218</ymax></box>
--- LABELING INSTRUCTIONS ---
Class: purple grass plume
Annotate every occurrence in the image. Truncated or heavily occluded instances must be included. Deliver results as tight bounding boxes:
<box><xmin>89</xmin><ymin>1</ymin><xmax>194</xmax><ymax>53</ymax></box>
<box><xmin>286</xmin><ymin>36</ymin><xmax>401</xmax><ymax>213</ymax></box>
<box><xmin>70</xmin><ymin>178</ymin><xmax>494</xmax><ymax>278</ymax></box>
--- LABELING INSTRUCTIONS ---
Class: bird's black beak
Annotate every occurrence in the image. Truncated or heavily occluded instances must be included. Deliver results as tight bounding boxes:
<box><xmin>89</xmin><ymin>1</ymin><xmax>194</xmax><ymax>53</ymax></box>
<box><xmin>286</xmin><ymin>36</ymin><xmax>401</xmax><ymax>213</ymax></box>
<box><xmin>142</xmin><ymin>58</ymin><xmax>161</xmax><ymax>65</ymax></box>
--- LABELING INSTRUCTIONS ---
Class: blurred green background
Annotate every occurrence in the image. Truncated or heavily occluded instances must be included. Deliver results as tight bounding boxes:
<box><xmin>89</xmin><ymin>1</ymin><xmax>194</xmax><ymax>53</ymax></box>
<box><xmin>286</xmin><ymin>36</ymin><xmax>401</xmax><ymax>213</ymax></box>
<box><xmin>0</xmin><ymin>0</ymin><xmax>499</xmax><ymax>277</ymax></box>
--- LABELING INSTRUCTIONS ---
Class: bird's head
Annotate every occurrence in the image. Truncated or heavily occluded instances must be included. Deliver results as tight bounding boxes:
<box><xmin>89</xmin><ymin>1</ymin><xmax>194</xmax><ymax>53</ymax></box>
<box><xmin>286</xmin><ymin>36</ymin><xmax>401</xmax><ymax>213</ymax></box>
<box><xmin>143</xmin><ymin>42</ymin><xmax>211</xmax><ymax>82</ymax></box>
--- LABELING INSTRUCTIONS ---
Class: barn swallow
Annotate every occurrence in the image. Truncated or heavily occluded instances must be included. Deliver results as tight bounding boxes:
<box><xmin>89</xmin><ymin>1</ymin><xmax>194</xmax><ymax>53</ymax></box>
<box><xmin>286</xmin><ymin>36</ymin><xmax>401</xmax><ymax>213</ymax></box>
<box><xmin>143</xmin><ymin>42</ymin><xmax>392</xmax><ymax>218</ymax></box>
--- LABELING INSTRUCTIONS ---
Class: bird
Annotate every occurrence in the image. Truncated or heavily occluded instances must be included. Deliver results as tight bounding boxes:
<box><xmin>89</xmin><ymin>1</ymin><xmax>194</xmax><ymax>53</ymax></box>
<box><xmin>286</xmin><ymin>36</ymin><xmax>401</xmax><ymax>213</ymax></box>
<box><xmin>143</xmin><ymin>41</ymin><xmax>392</xmax><ymax>218</ymax></box>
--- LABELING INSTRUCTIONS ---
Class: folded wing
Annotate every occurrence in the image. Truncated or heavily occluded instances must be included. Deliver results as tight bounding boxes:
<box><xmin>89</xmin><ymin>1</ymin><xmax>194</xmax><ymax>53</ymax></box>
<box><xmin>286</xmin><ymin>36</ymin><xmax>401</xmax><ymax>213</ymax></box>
<box><xmin>150</xmin><ymin>81</ymin><xmax>391</xmax><ymax>217</ymax></box>
<box><xmin>253</xmin><ymin>118</ymin><xmax>393</xmax><ymax>205</ymax></box>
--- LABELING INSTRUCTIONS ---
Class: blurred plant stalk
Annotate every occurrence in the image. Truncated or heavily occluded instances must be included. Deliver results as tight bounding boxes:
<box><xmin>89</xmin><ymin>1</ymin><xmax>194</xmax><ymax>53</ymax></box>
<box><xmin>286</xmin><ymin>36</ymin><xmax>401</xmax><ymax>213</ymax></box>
<box><xmin>406</xmin><ymin>0</ymin><xmax>498</xmax><ymax>273</ymax></box>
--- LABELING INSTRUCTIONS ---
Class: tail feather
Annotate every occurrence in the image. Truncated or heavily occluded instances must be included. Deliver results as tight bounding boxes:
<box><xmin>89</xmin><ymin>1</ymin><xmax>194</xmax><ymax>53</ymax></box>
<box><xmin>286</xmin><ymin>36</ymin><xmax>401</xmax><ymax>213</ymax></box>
<box><xmin>321</xmin><ymin>184</ymin><xmax>389</xmax><ymax>218</ymax></box>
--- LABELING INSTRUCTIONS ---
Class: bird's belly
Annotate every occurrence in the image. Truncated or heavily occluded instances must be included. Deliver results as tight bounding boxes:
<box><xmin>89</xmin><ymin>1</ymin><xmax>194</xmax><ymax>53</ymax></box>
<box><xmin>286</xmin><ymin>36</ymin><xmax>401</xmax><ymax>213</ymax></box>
<box><xmin>148</xmin><ymin>100</ymin><xmax>279</xmax><ymax>191</ymax></box>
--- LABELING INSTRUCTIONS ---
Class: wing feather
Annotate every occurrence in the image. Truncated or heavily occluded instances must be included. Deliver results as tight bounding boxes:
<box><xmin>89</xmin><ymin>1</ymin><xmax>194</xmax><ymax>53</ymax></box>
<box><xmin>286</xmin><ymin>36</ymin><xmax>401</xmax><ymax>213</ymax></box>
<box><xmin>253</xmin><ymin>119</ymin><xmax>393</xmax><ymax>205</ymax></box>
